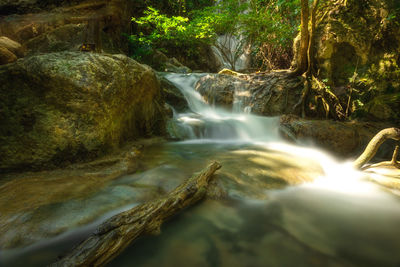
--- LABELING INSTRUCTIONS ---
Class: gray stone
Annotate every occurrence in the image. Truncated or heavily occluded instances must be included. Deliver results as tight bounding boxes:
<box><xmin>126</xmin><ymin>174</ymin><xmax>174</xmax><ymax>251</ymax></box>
<box><xmin>0</xmin><ymin>52</ymin><xmax>166</xmax><ymax>171</ymax></box>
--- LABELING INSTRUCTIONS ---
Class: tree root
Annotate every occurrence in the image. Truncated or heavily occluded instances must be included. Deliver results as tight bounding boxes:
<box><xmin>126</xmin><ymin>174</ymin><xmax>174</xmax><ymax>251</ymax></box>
<box><xmin>292</xmin><ymin>76</ymin><xmax>310</xmax><ymax>118</ymax></box>
<box><xmin>353</xmin><ymin>128</ymin><xmax>400</xmax><ymax>169</ymax></box>
<box><xmin>50</xmin><ymin>161</ymin><xmax>222</xmax><ymax>267</ymax></box>
<box><xmin>312</xmin><ymin>76</ymin><xmax>345</xmax><ymax>120</ymax></box>
<box><xmin>362</xmin><ymin>145</ymin><xmax>400</xmax><ymax>170</ymax></box>
<box><xmin>292</xmin><ymin>75</ymin><xmax>346</xmax><ymax>120</ymax></box>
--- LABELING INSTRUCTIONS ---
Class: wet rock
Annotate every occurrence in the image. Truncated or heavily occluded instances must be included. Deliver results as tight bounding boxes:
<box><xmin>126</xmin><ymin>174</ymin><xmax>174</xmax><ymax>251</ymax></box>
<box><xmin>145</xmin><ymin>50</ymin><xmax>170</xmax><ymax>71</ymax></box>
<box><xmin>166</xmin><ymin>118</ymin><xmax>199</xmax><ymax>140</ymax></box>
<box><xmin>143</xmin><ymin>45</ymin><xmax>217</xmax><ymax>73</ymax></box>
<box><xmin>164</xmin><ymin>57</ymin><xmax>192</xmax><ymax>73</ymax></box>
<box><xmin>143</xmin><ymin>50</ymin><xmax>192</xmax><ymax>73</ymax></box>
<box><xmin>0</xmin><ymin>0</ymin><xmax>130</xmax><ymax>56</ymax></box>
<box><xmin>0</xmin><ymin>36</ymin><xmax>24</xmax><ymax>57</ymax></box>
<box><xmin>218</xmin><ymin>68</ymin><xmax>242</xmax><ymax>76</ymax></box>
<box><xmin>24</xmin><ymin>24</ymin><xmax>86</xmax><ymax>55</ymax></box>
<box><xmin>196</xmin><ymin>71</ymin><xmax>303</xmax><ymax>115</ymax></box>
<box><xmin>0</xmin><ymin>36</ymin><xmax>24</xmax><ymax>65</ymax></box>
<box><xmin>279</xmin><ymin>115</ymin><xmax>396</xmax><ymax>158</ymax></box>
<box><xmin>196</xmin><ymin>74</ymin><xmax>236</xmax><ymax>109</ymax></box>
<box><xmin>0</xmin><ymin>138</ymin><xmax>167</xmax><ymax>250</ymax></box>
<box><xmin>0</xmin><ymin>46</ymin><xmax>17</xmax><ymax>65</ymax></box>
<box><xmin>157</xmin><ymin>73</ymin><xmax>188</xmax><ymax>112</ymax></box>
<box><xmin>0</xmin><ymin>52</ymin><xmax>166</xmax><ymax>171</ymax></box>
<box><xmin>215</xmin><ymin>148</ymin><xmax>324</xmax><ymax>200</ymax></box>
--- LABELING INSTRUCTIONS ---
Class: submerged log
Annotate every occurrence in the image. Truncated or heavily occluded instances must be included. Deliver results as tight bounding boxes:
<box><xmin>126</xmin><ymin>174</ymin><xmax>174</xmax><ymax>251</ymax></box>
<box><xmin>51</xmin><ymin>161</ymin><xmax>222</xmax><ymax>267</ymax></box>
<box><xmin>353</xmin><ymin>128</ymin><xmax>400</xmax><ymax>169</ymax></box>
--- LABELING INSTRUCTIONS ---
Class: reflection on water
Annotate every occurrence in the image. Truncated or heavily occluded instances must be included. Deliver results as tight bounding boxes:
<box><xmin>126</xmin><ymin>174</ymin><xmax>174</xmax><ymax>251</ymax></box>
<box><xmin>1</xmin><ymin>72</ymin><xmax>400</xmax><ymax>267</ymax></box>
<box><xmin>1</xmin><ymin>142</ymin><xmax>400</xmax><ymax>267</ymax></box>
<box><xmin>0</xmin><ymin>203</ymin><xmax>138</xmax><ymax>267</ymax></box>
<box><xmin>112</xmin><ymin>184</ymin><xmax>400</xmax><ymax>267</ymax></box>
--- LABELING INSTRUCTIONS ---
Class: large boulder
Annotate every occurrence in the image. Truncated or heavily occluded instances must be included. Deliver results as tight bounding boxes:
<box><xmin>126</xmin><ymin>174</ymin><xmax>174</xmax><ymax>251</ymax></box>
<box><xmin>279</xmin><ymin>115</ymin><xmax>396</xmax><ymax>159</ymax></box>
<box><xmin>195</xmin><ymin>71</ymin><xmax>303</xmax><ymax>115</ymax></box>
<box><xmin>0</xmin><ymin>52</ymin><xmax>166</xmax><ymax>172</ymax></box>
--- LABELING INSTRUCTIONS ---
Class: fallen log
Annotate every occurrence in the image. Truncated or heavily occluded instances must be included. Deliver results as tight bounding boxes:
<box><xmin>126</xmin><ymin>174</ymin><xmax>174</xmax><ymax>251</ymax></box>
<box><xmin>51</xmin><ymin>161</ymin><xmax>222</xmax><ymax>267</ymax></box>
<box><xmin>353</xmin><ymin>128</ymin><xmax>400</xmax><ymax>169</ymax></box>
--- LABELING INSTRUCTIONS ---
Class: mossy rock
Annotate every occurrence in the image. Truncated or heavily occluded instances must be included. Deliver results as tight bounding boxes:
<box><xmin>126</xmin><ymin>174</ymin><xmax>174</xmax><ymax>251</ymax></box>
<box><xmin>364</xmin><ymin>93</ymin><xmax>400</xmax><ymax>121</ymax></box>
<box><xmin>157</xmin><ymin>73</ymin><xmax>188</xmax><ymax>112</ymax></box>
<box><xmin>196</xmin><ymin>72</ymin><xmax>302</xmax><ymax>116</ymax></box>
<box><xmin>307</xmin><ymin>0</ymin><xmax>400</xmax><ymax>122</ymax></box>
<box><xmin>0</xmin><ymin>52</ymin><xmax>166</xmax><ymax>172</ymax></box>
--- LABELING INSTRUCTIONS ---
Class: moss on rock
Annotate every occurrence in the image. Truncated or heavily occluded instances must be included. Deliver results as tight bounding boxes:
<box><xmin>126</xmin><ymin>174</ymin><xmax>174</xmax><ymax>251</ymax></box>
<box><xmin>0</xmin><ymin>52</ymin><xmax>166</xmax><ymax>172</ymax></box>
<box><xmin>309</xmin><ymin>0</ymin><xmax>400</xmax><ymax>122</ymax></box>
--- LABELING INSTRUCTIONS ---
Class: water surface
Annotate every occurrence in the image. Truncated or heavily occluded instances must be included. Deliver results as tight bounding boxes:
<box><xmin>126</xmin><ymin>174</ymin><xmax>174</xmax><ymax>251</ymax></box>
<box><xmin>1</xmin><ymin>73</ymin><xmax>400</xmax><ymax>267</ymax></box>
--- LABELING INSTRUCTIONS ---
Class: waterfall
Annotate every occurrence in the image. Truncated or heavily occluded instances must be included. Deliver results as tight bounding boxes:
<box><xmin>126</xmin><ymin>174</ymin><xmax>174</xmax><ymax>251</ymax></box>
<box><xmin>210</xmin><ymin>0</ymin><xmax>252</xmax><ymax>71</ymax></box>
<box><xmin>211</xmin><ymin>34</ymin><xmax>251</xmax><ymax>72</ymax></box>
<box><xmin>165</xmin><ymin>73</ymin><xmax>280</xmax><ymax>142</ymax></box>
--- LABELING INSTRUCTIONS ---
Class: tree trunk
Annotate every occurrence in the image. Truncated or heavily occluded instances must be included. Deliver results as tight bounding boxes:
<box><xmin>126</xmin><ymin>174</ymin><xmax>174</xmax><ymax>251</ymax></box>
<box><xmin>51</xmin><ymin>161</ymin><xmax>222</xmax><ymax>267</ymax></box>
<box><xmin>292</xmin><ymin>0</ymin><xmax>309</xmax><ymax>75</ymax></box>
<box><xmin>306</xmin><ymin>0</ymin><xmax>320</xmax><ymax>75</ymax></box>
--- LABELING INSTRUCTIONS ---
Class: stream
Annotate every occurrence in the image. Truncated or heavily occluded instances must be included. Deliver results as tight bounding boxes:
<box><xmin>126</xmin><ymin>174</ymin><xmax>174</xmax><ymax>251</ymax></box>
<box><xmin>1</xmin><ymin>73</ymin><xmax>400</xmax><ymax>267</ymax></box>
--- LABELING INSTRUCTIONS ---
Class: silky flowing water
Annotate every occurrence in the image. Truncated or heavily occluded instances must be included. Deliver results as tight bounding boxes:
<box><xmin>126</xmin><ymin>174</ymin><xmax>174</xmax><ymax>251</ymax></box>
<box><xmin>1</xmin><ymin>74</ymin><xmax>400</xmax><ymax>266</ymax></box>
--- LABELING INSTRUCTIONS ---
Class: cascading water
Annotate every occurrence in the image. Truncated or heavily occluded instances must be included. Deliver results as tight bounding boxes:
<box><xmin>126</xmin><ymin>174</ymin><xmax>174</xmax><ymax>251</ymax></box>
<box><xmin>153</xmin><ymin>73</ymin><xmax>400</xmax><ymax>266</ymax></box>
<box><xmin>1</xmin><ymin>73</ymin><xmax>400</xmax><ymax>267</ymax></box>
<box><xmin>165</xmin><ymin>73</ymin><xmax>280</xmax><ymax>142</ymax></box>
<box><xmin>164</xmin><ymin>73</ymin><xmax>376</xmax><ymax>192</ymax></box>
<box><xmin>211</xmin><ymin>34</ymin><xmax>251</xmax><ymax>71</ymax></box>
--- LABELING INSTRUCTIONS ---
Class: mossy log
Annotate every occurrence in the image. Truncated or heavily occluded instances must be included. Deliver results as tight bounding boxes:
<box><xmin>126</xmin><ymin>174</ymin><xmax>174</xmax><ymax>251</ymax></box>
<box><xmin>51</xmin><ymin>161</ymin><xmax>222</xmax><ymax>267</ymax></box>
<box><xmin>353</xmin><ymin>128</ymin><xmax>400</xmax><ymax>169</ymax></box>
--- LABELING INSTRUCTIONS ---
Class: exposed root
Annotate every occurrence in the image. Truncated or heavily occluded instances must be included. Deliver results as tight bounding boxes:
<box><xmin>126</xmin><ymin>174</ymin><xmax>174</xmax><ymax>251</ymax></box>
<box><xmin>312</xmin><ymin>76</ymin><xmax>345</xmax><ymax>120</ymax></box>
<box><xmin>345</xmin><ymin>87</ymin><xmax>352</xmax><ymax>118</ymax></box>
<box><xmin>353</xmin><ymin>128</ymin><xmax>400</xmax><ymax>169</ymax></box>
<box><xmin>293</xmin><ymin>76</ymin><xmax>310</xmax><ymax>117</ymax></box>
<box><xmin>292</xmin><ymin>75</ymin><xmax>345</xmax><ymax>120</ymax></box>
<box><xmin>362</xmin><ymin>145</ymin><xmax>400</xmax><ymax>170</ymax></box>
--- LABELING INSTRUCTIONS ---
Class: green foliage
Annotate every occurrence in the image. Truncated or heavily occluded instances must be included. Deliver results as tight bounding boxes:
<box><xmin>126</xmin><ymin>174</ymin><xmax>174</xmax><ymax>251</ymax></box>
<box><xmin>130</xmin><ymin>6</ymin><xmax>216</xmax><ymax>59</ymax></box>
<box><xmin>386</xmin><ymin>7</ymin><xmax>400</xmax><ymax>26</ymax></box>
<box><xmin>131</xmin><ymin>0</ymin><xmax>215</xmax><ymax>16</ymax></box>
<box><xmin>129</xmin><ymin>0</ymin><xmax>301</xmax><ymax>69</ymax></box>
<box><xmin>190</xmin><ymin>2</ymin><xmax>242</xmax><ymax>35</ymax></box>
<box><xmin>241</xmin><ymin>0</ymin><xmax>300</xmax><ymax>69</ymax></box>
<box><xmin>244</xmin><ymin>0</ymin><xmax>300</xmax><ymax>47</ymax></box>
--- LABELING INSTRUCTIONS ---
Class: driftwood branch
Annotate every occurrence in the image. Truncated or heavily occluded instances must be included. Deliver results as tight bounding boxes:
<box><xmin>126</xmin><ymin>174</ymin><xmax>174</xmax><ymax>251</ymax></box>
<box><xmin>363</xmin><ymin>145</ymin><xmax>400</xmax><ymax>170</ymax></box>
<box><xmin>51</xmin><ymin>161</ymin><xmax>222</xmax><ymax>267</ymax></box>
<box><xmin>353</xmin><ymin>128</ymin><xmax>400</xmax><ymax>169</ymax></box>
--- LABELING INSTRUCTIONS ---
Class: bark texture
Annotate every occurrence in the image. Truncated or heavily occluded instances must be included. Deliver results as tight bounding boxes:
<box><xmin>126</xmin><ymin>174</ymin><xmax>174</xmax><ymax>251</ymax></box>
<box><xmin>292</xmin><ymin>0</ymin><xmax>309</xmax><ymax>75</ymax></box>
<box><xmin>51</xmin><ymin>161</ymin><xmax>222</xmax><ymax>267</ymax></box>
<box><xmin>353</xmin><ymin>128</ymin><xmax>400</xmax><ymax>169</ymax></box>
